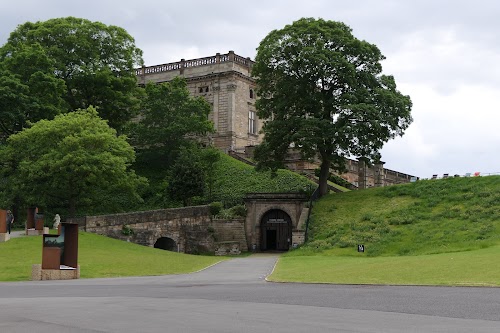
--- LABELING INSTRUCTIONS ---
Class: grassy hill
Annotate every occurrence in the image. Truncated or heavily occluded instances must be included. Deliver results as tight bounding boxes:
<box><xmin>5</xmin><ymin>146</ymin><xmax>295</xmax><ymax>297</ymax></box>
<box><xmin>269</xmin><ymin>176</ymin><xmax>500</xmax><ymax>286</ymax></box>
<box><xmin>209</xmin><ymin>153</ymin><xmax>315</xmax><ymax>205</ymax></box>
<box><xmin>137</xmin><ymin>150</ymin><xmax>315</xmax><ymax>210</ymax></box>
<box><xmin>296</xmin><ymin>176</ymin><xmax>500</xmax><ymax>257</ymax></box>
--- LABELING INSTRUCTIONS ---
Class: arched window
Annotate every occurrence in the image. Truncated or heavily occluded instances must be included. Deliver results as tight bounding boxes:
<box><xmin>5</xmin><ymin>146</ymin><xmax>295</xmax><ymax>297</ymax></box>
<box><xmin>249</xmin><ymin>89</ymin><xmax>254</xmax><ymax>99</ymax></box>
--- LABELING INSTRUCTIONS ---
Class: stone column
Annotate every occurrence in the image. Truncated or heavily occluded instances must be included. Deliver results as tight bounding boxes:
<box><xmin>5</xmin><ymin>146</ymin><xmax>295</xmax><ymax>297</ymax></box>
<box><xmin>180</xmin><ymin>59</ymin><xmax>185</xmax><ymax>75</ymax></box>
<box><xmin>357</xmin><ymin>158</ymin><xmax>368</xmax><ymax>189</ymax></box>
<box><xmin>374</xmin><ymin>161</ymin><xmax>386</xmax><ymax>187</ymax></box>
<box><xmin>226</xmin><ymin>83</ymin><xmax>237</xmax><ymax>150</ymax></box>
<box><xmin>212</xmin><ymin>86</ymin><xmax>220</xmax><ymax>131</ymax></box>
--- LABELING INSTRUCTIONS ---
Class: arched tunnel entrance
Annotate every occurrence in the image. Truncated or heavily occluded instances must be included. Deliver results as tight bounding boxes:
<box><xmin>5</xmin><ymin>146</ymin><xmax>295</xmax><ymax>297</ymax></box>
<box><xmin>154</xmin><ymin>237</ymin><xmax>177</xmax><ymax>251</ymax></box>
<box><xmin>260</xmin><ymin>209</ymin><xmax>292</xmax><ymax>251</ymax></box>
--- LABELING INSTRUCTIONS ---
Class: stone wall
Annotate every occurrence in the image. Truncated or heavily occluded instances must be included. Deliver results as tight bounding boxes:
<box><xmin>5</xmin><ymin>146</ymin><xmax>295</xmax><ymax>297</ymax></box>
<box><xmin>211</xmin><ymin>219</ymin><xmax>248</xmax><ymax>252</ymax></box>
<box><xmin>241</xmin><ymin>147</ymin><xmax>417</xmax><ymax>188</ymax></box>
<box><xmin>69</xmin><ymin>206</ymin><xmax>247</xmax><ymax>254</ymax></box>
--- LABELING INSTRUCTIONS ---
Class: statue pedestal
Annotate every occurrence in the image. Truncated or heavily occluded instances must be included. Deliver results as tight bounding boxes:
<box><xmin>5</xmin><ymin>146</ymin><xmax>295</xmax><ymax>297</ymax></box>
<box><xmin>31</xmin><ymin>264</ymin><xmax>80</xmax><ymax>281</ymax></box>
<box><xmin>26</xmin><ymin>228</ymin><xmax>41</xmax><ymax>236</ymax></box>
<box><xmin>0</xmin><ymin>233</ymin><xmax>10</xmax><ymax>242</ymax></box>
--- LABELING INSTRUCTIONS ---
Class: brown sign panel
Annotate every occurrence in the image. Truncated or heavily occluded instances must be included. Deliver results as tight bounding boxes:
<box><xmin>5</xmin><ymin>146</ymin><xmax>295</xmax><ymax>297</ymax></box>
<box><xmin>0</xmin><ymin>210</ymin><xmax>6</xmax><ymax>233</ymax></box>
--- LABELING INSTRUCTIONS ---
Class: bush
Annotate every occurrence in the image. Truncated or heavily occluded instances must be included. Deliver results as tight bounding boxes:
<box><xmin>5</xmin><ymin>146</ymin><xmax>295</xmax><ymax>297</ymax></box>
<box><xmin>121</xmin><ymin>225</ymin><xmax>134</xmax><ymax>236</ymax></box>
<box><xmin>209</xmin><ymin>202</ymin><xmax>223</xmax><ymax>216</ymax></box>
<box><xmin>228</xmin><ymin>204</ymin><xmax>247</xmax><ymax>217</ymax></box>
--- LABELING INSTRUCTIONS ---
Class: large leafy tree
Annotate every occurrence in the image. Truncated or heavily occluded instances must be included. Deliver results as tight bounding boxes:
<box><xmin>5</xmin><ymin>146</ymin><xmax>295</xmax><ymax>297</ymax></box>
<box><xmin>130</xmin><ymin>77</ymin><xmax>214</xmax><ymax>167</ymax></box>
<box><xmin>0</xmin><ymin>107</ymin><xmax>146</xmax><ymax>217</ymax></box>
<box><xmin>252</xmin><ymin>18</ymin><xmax>413</xmax><ymax>197</ymax></box>
<box><xmin>0</xmin><ymin>44</ymin><xmax>66</xmax><ymax>140</ymax></box>
<box><xmin>0</xmin><ymin>17</ymin><xmax>144</xmax><ymax>131</ymax></box>
<box><xmin>166</xmin><ymin>148</ymin><xmax>206</xmax><ymax>207</ymax></box>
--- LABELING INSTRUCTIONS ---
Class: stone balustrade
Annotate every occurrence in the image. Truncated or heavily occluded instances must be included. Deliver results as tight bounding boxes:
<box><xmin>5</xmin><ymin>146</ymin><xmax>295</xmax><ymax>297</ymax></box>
<box><xmin>135</xmin><ymin>51</ymin><xmax>254</xmax><ymax>77</ymax></box>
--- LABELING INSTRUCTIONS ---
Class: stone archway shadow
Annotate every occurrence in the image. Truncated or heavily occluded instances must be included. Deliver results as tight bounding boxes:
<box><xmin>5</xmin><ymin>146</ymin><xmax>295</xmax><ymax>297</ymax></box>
<box><xmin>154</xmin><ymin>237</ymin><xmax>177</xmax><ymax>251</ymax></box>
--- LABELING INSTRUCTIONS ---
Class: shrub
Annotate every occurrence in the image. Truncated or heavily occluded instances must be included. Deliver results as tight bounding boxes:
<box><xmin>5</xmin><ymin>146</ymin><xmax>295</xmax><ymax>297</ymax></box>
<box><xmin>209</xmin><ymin>202</ymin><xmax>223</xmax><ymax>216</ymax></box>
<box><xmin>228</xmin><ymin>204</ymin><xmax>247</xmax><ymax>217</ymax></box>
<box><xmin>121</xmin><ymin>225</ymin><xmax>134</xmax><ymax>236</ymax></box>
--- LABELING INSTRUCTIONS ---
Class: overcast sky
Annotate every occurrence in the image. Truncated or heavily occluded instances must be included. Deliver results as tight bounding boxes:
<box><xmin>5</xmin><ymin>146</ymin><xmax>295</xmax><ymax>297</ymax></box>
<box><xmin>1</xmin><ymin>0</ymin><xmax>499</xmax><ymax>178</ymax></box>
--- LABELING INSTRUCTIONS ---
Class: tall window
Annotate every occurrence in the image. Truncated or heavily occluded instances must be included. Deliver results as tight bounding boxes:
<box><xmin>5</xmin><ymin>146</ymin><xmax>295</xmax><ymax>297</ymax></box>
<box><xmin>249</xmin><ymin>111</ymin><xmax>256</xmax><ymax>134</ymax></box>
<box><xmin>249</xmin><ymin>88</ymin><xmax>254</xmax><ymax>99</ymax></box>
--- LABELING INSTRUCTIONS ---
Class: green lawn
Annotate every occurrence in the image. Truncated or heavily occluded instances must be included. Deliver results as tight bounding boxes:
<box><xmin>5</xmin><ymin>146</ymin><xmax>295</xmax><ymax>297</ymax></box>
<box><xmin>271</xmin><ymin>176</ymin><xmax>500</xmax><ymax>286</ymax></box>
<box><xmin>0</xmin><ymin>232</ymin><xmax>225</xmax><ymax>281</ymax></box>
<box><xmin>270</xmin><ymin>245</ymin><xmax>500</xmax><ymax>286</ymax></box>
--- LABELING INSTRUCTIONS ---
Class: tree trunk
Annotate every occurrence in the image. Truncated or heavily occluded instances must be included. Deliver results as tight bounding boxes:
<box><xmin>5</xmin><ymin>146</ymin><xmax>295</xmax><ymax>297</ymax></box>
<box><xmin>318</xmin><ymin>158</ymin><xmax>331</xmax><ymax>197</ymax></box>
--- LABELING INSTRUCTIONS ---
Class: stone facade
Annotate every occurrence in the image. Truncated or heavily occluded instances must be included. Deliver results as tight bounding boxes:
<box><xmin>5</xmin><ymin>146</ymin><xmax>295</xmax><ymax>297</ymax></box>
<box><xmin>242</xmin><ymin>146</ymin><xmax>416</xmax><ymax>188</ymax></box>
<box><xmin>67</xmin><ymin>195</ymin><xmax>310</xmax><ymax>253</ymax></box>
<box><xmin>137</xmin><ymin>51</ymin><xmax>261</xmax><ymax>151</ymax></box>
<box><xmin>68</xmin><ymin>206</ymin><xmax>248</xmax><ymax>254</ymax></box>
<box><xmin>137</xmin><ymin>52</ymin><xmax>418</xmax><ymax>184</ymax></box>
<box><xmin>244</xmin><ymin>193</ymin><xmax>309</xmax><ymax>250</ymax></box>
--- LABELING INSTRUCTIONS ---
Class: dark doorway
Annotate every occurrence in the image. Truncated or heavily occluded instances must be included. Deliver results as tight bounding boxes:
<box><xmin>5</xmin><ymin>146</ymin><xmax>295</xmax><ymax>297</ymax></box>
<box><xmin>266</xmin><ymin>230</ymin><xmax>277</xmax><ymax>249</ymax></box>
<box><xmin>261</xmin><ymin>209</ymin><xmax>292</xmax><ymax>251</ymax></box>
<box><xmin>154</xmin><ymin>237</ymin><xmax>177</xmax><ymax>251</ymax></box>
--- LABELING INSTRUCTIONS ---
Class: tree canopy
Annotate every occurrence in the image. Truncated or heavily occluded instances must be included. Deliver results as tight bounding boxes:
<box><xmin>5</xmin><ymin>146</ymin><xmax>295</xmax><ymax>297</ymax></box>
<box><xmin>130</xmin><ymin>77</ymin><xmax>214</xmax><ymax>167</ymax></box>
<box><xmin>0</xmin><ymin>107</ymin><xmax>146</xmax><ymax>217</ymax></box>
<box><xmin>0</xmin><ymin>17</ymin><xmax>144</xmax><ymax>132</ymax></box>
<box><xmin>252</xmin><ymin>18</ymin><xmax>413</xmax><ymax>196</ymax></box>
<box><xmin>166</xmin><ymin>148</ymin><xmax>206</xmax><ymax>207</ymax></box>
<box><xmin>0</xmin><ymin>44</ymin><xmax>66</xmax><ymax>140</ymax></box>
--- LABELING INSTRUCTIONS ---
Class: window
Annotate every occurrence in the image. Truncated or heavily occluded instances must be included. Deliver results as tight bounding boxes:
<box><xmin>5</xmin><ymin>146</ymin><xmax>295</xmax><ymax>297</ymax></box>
<box><xmin>249</xmin><ymin>88</ymin><xmax>254</xmax><ymax>99</ymax></box>
<box><xmin>198</xmin><ymin>86</ymin><xmax>209</xmax><ymax>93</ymax></box>
<box><xmin>249</xmin><ymin>111</ymin><xmax>256</xmax><ymax>134</ymax></box>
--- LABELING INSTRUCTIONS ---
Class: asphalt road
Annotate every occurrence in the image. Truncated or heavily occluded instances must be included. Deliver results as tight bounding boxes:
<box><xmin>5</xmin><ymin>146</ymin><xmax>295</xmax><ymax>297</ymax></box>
<box><xmin>0</xmin><ymin>254</ymin><xmax>499</xmax><ymax>332</ymax></box>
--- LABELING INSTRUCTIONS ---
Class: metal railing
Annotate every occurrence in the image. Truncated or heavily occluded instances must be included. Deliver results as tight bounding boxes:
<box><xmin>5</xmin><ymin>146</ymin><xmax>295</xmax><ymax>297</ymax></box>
<box><xmin>304</xmin><ymin>186</ymin><xmax>320</xmax><ymax>243</ymax></box>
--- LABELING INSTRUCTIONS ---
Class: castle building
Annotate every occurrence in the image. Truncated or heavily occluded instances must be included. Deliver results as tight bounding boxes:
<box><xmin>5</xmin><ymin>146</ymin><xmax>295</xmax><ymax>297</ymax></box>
<box><xmin>136</xmin><ymin>51</ymin><xmax>260</xmax><ymax>151</ymax></box>
<box><xmin>136</xmin><ymin>51</ymin><xmax>417</xmax><ymax>187</ymax></box>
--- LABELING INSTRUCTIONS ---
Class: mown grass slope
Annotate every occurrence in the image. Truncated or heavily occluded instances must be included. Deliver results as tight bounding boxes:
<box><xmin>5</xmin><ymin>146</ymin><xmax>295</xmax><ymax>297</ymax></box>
<box><xmin>136</xmin><ymin>151</ymin><xmax>315</xmax><ymax>210</ymax></box>
<box><xmin>270</xmin><ymin>176</ymin><xmax>500</xmax><ymax>286</ymax></box>
<box><xmin>294</xmin><ymin>176</ymin><xmax>500</xmax><ymax>257</ymax></box>
<box><xmin>209</xmin><ymin>153</ymin><xmax>315</xmax><ymax>204</ymax></box>
<box><xmin>0</xmin><ymin>232</ymin><xmax>224</xmax><ymax>281</ymax></box>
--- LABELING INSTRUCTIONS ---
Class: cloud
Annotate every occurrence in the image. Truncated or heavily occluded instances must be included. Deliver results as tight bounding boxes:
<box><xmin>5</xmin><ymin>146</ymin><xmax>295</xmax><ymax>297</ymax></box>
<box><xmin>382</xmin><ymin>83</ymin><xmax>500</xmax><ymax>177</ymax></box>
<box><xmin>1</xmin><ymin>0</ymin><xmax>499</xmax><ymax>178</ymax></box>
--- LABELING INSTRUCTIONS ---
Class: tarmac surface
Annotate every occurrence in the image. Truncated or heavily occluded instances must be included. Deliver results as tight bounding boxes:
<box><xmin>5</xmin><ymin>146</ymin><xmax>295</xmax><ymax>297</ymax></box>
<box><xmin>0</xmin><ymin>253</ymin><xmax>499</xmax><ymax>332</ymax></box>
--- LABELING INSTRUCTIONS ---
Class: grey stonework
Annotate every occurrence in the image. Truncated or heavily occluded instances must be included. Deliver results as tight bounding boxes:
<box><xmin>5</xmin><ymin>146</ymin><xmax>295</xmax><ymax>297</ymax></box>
<box><xmin>136</xmin><ymin>51</ymin><xmax>261</xmax><ymax>152</ymax></box>
<box><xmin>244</xmin><ymin>193</ymin><xmax>308</xmax><ymax>250</ymax></box>
<box><xmin>68</xmin><ymin>206</ymin><xmax>248</xmax><ymax>254</ymax></box>
<box><xmin>67</xmin><ymin>194</ymin><xmax>310</xmax><ymax>253</ymax></box>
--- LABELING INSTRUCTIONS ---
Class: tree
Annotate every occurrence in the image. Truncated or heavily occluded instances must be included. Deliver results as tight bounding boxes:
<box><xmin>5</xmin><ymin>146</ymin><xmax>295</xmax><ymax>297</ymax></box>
<box><xmin>252</xmin><ymin>18</ymin><xmax>413</xmax><ymax>197</ymax></box>
<box><xmin>166</xmin><ymin>149</ymin><xmax>205</xmax><ymax>207</ymax></box>
<box><xmin>0</xmin><ymin>44</ymin><xmax>66</xmax><ymax>141</ymax></box>
<box><xmin>0</xmin><ymin>17</ymin><xmax>144</xmax><ymax>131</ymax></box>
<box><xmin>0</xmin><ymin>107</ymin><xmax>146</xmax><ymax>216</ymax></box>
<box><xmin>130</xmin><ymin>77</ymin><xmax>214</xmax><ymax>167</ymax></box>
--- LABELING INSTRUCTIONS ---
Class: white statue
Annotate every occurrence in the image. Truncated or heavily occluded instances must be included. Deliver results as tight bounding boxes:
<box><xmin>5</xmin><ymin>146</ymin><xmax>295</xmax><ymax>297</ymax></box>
<box><xmin>53</xmin><ymin>214</ymin><xmax>61</xmax><ymax>229</ymax></box>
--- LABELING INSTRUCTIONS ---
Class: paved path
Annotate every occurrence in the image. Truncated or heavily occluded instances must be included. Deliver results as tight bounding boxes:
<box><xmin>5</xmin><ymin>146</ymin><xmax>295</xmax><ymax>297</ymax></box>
<box><xmin>0</xmin><ymin>254</ymin><xmax>499</xmax><ymax>332</ymax></box>
<box><xmin>8</xmin><ymin>230</ymin><xmax>25</xmax><ymax>239</ymax></box>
